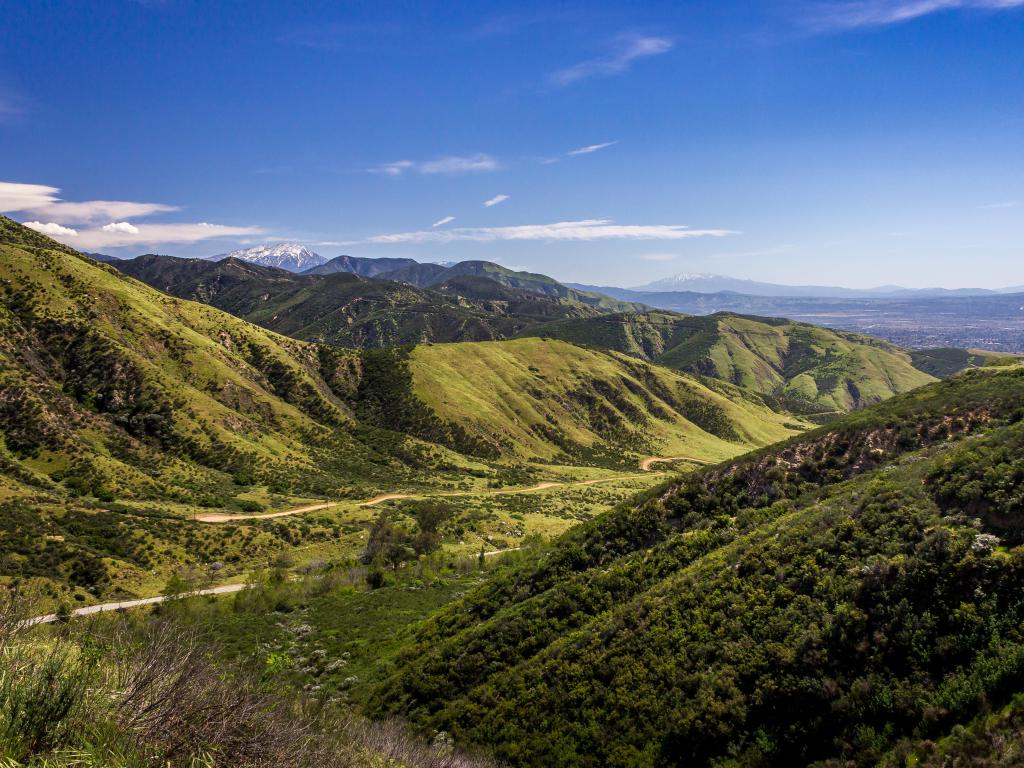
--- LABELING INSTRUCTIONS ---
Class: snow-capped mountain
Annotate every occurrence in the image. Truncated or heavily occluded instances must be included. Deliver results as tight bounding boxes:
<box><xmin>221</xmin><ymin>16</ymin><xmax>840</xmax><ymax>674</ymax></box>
<box><xmin>212</xmin><ymin>243</ymin><xmax>328</xmax><ymax>272</ymax></box>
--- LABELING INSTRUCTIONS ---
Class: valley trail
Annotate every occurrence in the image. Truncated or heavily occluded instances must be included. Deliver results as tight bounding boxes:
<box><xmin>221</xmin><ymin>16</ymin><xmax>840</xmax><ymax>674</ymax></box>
<box><xmin>195</xmin><ymin>456</ymin><xmax>704</xmax><ymax>523</ymax></box>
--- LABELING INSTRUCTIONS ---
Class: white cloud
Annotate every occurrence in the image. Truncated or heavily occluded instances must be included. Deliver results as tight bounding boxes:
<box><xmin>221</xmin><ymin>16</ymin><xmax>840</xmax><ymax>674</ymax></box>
<box><xmin>483</xmin><ymin>194</ymin><xmax>510</xmax><ymax>207</ymax></box>
<box><xmin>0</xmin><ymin>182</ymin><xmax>61</xmax><ymax>212</ymax></box>
<box><xmin>568</xmin><ymin>141</ymin><xmax>617</xmax><ymax>156</ymax></box>
<box><xmin>639</xmin><ymin>252</ymin><xmax>677</xmax><ymax>261</ymax></box>
<box><xmin>39</xmin><ymin>200</ymin><xmax>179</xmax><ymax>223</ymax></box>
<box><xmin>0</xmin><ymin>180</ymin><xmax>178</xmax><ymax>223</ymax></box>
<box><xmin>4</xmin><ymin>179</ymin><xmax>263</xmax><ymax>252</ymax></box>
<box><xmin>68</xmin><ymin>222</ymin><xmax>265</xmax><ymax>250</ymax></box>
<box><xmin>549</xmin><ymin>35</ymin><xmax>673</xmax><ymax>87</ymax></box>
<box><xmin>978</xmin><ymin>200</ymin><xmax>1019</xmax><ymax>209</ymax></box>
<box><xmin>420</xmin><ymin>154</ymin><xmax>499</xmax><ymax>174</ymax></box>
<box><xmin>102</xmin><ymin>221</ymin><xmax>140</xmax><ymax>234</ymax></box>
<box><xmin>371</xmin><ymin>154</ymin><xmax>499</xmax><ymax>176</ymax></box>
<box><xmin>364</xmin><ymin>219</ymin><xmax>734</xmax><ymax>245</ymax></box>
<box><xmin>807</xmin><ymin>0</ymin><xmax>1024</xmax><ymax>30</ymax></box>
<box><xmin>432</xmin><ymin>216</ymin><xmax>456</xmax><ymax>227</ymax></box>
<box><xmin>372</xmin><ymin>160</ymin><xmax>415</xmax><ymax>176</ymax></box>
<box><xmin>24</xmin><ymin>221</ymin><xmax>78</xmax><ymax>237</ymax></box>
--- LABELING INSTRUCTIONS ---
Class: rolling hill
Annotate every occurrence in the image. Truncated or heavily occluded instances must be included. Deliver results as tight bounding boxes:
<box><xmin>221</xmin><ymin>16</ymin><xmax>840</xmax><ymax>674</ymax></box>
<box><xmin>518</xmin><ymin>311</ymin><xmax>936</xmax><ymax>418</ymax></box>
<box><xmin>372</xmin><ymin>364</ymin><xmax>1024</xmax><ymax>767</ymax></box>
<box><xmin>0</xmin><ymin>216</ymin><xmax>812</xmax><ymax>598</ymax></box>
<box><xmin>407</xmin><ymin>338</ymin><xmax>804</xmax><ymax>466</ymax></box>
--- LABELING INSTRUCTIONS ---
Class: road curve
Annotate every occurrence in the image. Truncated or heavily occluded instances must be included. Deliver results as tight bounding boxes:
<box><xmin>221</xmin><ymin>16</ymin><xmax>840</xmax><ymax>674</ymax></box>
<box><xmin>195</xmin><ymin>455</ymin><xmax>705</xmax><ymax>524</ymax></box>
<box><xmin>639</xmin><ymin>455</ymin><xmax>710</xmax><ymax>471</ymax></box>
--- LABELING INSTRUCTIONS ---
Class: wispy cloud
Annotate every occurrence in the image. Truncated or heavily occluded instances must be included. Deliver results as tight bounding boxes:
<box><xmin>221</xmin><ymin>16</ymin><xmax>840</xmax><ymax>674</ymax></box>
<box><xmin>567</xmin><ymin>141</ymin><xmax>617</xmax><ymax>156</ymax></box>
<box><xmin>280</xmin><ymin>21</ymin><xmax>401</xmax><ymax>51</ymax></box>
<box><xmin>805</xmin><ymin>0</ymin><xmax>1024</xmax><ymax>31</ymax></box>
<box><xmin>483</xmin><ymin>194</ymin><xmax>510</xmax><ymax>207</ymax></box>
<box><xmin>370</xmin><ymin>154</ymin><xmax>499</xmax><ymax>176</ymax></box>
<box><xmin>549</xmin><ymin>35</ymin><xmax>673</xmax><ymax>87</ymax></box>
<box><xmin>69</xmin><ymin>222</ymin><xmax>266</xmax><ymax>250</ymax></box>
<box><xmin>978</xmin><ymin>200</ymin><xmax>1019</xmax><ymax>209</ymax></box>
<box><xmin>2</xmin><ymin>180</ymin><xmax>263</xmax><ymax>250</ymax></box>
<box><xmin>0</xmin><ymin>91</ymin><xmax>25</xmax><ymax>123</ymax></box>
<box><xmin>362</xmin><ymin>219</ymin><xmax>734</xmax><ymax>245</ymax></box>
<box><xmin>432</xmin><ymin>216</ymin><xmax>455</xmax><ymax>227</ymax></box>
<box><xmin>0</xmin><ymin>181</ymin><xmax>178</xmax><ymax>223</ymax></box>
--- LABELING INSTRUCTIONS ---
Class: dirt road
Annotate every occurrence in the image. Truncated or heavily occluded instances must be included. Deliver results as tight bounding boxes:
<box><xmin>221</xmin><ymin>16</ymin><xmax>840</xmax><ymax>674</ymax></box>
<box><xmin>27</xmin><ymin>582</ymin><xmax>250</xmax><ymax>626</ymax></box>
<box><xmin>195</xmin><ymin>455</ymin><xmax>703</xmax><ymax>523</ymax></box>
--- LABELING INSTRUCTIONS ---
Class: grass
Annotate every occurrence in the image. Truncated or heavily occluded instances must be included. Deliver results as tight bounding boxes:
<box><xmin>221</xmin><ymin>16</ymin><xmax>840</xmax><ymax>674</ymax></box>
<box><xmin>409</xmin><ymin>338</ymin><xmax>804</xmax><ymax>464</ymax></box>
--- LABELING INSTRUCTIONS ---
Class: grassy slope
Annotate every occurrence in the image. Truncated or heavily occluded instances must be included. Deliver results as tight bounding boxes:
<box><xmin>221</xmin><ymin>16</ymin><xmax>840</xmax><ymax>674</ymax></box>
<box><xmin>519</xmin><ymin>311</ymin><xmax>936</xmax><ymax>417</ymax></box>
<box><xmin>0</xmin><ymin>221</ymin><xmax>374</xmax><ymax>503</ymax></box>
<box><xmin>372</xmin><ymin>366</ymin><xmax>1024</xmax><ymax>767</ymax></box>
<box><xmin>409</xmin><ymin>338</ymin><xmax>805</xmax><ymax>466</ymax></box>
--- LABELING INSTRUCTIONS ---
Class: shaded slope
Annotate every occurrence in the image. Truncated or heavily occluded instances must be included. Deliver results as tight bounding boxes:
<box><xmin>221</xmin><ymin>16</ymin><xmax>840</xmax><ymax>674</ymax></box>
<box><xmin>519</xmin><ymin>311</ymin><xmax>936</xmax><ymax>417</ymax></box>
<box><xmin>373</xmin><ymin>366</ymin><xmax>1024</xmax><ymax>767</ymax></box>
<box><xmin>380</xmin><ymin>260</ymin><xmax>648</xmax><ymax>313</ymax></box>
<box><xmin>114</xmin><ymin>254</ymin><xmax>612</xmax><ymax>347</ymax></box>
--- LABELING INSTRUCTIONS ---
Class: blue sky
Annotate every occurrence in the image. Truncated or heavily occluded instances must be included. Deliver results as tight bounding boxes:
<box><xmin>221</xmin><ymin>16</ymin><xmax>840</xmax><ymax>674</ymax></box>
<box><xmin>1</xmin><ymin>0</ymin><xmax>1022</xmax><ymax>288</ymax></box>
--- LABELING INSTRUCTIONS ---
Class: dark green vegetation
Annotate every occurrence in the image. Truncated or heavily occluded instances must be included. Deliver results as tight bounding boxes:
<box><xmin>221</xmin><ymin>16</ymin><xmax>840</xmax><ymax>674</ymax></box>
<box><xmin>113</xmin><ymin>253</ymin><xmax>643</xmax><ymax>348</ymax></box>
<box><xmin>909</xmin><ymin>346</ymin><xmax>1023</xmax><ymax>378</ymax></box>
<box><xmin>372</xmin><ymin>365</ymin><xmax>1024</xmax><ymax>767</ymax></box>
<box><xmin>518</xmin><ymin>311</ymin><xmax>937</xmax><ymax>418</ymax></box>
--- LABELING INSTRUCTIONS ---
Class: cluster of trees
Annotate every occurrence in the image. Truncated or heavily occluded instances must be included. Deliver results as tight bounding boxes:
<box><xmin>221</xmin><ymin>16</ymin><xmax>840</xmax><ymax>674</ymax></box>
<box><xmin>361</xmin><ymin>502</ymin><xmax>453</xmax><ymax>578</ymax></box>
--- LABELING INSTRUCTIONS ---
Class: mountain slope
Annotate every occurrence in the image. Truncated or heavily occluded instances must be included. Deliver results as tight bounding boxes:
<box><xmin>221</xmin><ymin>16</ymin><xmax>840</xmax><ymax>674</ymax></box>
<box><xmin>380</xmin><ymin>260</ymin><xmax>648</xmax><ymax>313</ymax></box>
<box><xmin>407</xmin><ymin>339</ymin><xmax>805</xmax><ymax>466</ymax></box>
<box><xmin>372</xmin><ymin>365</ymin><xmax>1024</xmax><ymax>767</ymax></box>
<box><xmin>519</xmin><ymin>311</ymin><xmax>935</xmax><ymax>417</ymax></box>
<box><xmin>212</xmin><ymin>242</ymin><xmax>328</xmax><ymax>272</ymax></box>
<box><xmin>0</xmin><ymin>218</ymin><xmax>386</xmax><ymax>505</ymax></box>
<box><xmin>304</xmin><ymin>254</ymin><xmax>419</xmax><ymax>278</ymax></box>
<box><xmin>114</xmin><ymin>254</ymin><xmax>609</xmax><ymax>347</ymax></box>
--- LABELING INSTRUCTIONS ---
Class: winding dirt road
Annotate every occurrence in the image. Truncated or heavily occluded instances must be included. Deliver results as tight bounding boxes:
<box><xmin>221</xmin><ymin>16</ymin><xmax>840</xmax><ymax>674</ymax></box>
<box><xmin>195</xmin><ymin>455</ymin><xmax>705</xmax><ymax>524</ymax></box>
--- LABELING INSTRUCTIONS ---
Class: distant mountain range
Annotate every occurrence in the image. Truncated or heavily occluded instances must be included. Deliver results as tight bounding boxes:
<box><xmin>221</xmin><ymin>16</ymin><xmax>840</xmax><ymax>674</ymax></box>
<box><xmin>625</xmin><ymin>272</ymin><xmax>1016</xmax><ymax>298</ymax></box>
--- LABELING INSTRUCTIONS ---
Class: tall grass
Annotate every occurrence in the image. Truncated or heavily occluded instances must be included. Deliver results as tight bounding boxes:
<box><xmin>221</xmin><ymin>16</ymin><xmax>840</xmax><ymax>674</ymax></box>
<box><xmin>0</xmin><ymin>589</ymin><xmax>498</xmax><ymax>767</ymax></box>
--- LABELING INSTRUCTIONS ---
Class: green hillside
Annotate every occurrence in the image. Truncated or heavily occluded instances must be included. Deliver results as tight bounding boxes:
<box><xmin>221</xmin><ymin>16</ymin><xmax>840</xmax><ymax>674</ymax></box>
<box><xmin>519</xmin><ymin>311</ymin><xmax>936</xmax><ymax>418</ymax></box>
<box><xmin>380</xmin><ymin>259</ymin><xmax>648</xmax><ymax>313</ymax></box>
<box><xmin>0</xmin><ymin>217</ymin><xmax>810</xmax><ymax>602</ymax></box>
<box><xmin>372</xmin><ymin>365</ymin><xmax>1024</xmax><ymax>767</ymax></box>
<box><xmin>409</xmin><ymin>338</ymin><xmax>804</xmax><ymax>466</ymax></box>
<box><xmin>114</xmin><ymin>254</ymin><xmax>621</xmax><ymax>347</ymax></box>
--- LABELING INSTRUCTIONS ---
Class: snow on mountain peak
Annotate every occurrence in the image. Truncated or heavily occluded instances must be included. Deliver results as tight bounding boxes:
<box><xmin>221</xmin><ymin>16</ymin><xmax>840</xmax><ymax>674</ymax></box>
<box><xmin>213</xmin><ymin>242</ymin><xmax>328</xmax><ymax>272</ymax></box>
